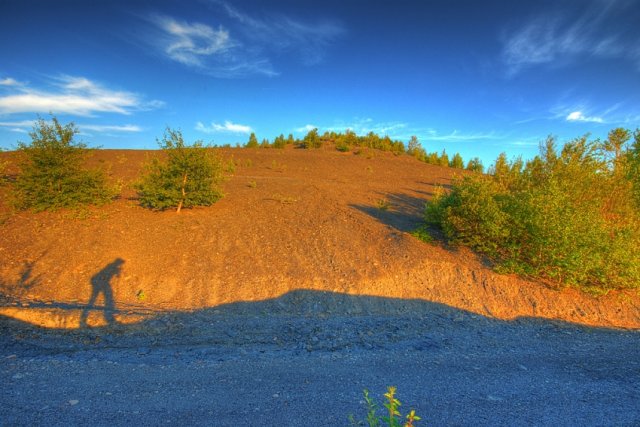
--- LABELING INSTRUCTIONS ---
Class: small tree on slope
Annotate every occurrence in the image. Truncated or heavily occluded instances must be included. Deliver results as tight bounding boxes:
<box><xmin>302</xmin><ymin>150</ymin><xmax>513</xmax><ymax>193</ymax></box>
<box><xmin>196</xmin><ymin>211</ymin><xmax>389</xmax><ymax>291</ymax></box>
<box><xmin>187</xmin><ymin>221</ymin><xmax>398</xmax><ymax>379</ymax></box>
<box><xmin>13</xmin><ymin>116</ymin><xmax>114</xmax><ymax>211</ymax></box>
<box><xmin>135</xmin><ymin>128</ymin><xmax>224</xmax><ymax>213</ymax></box>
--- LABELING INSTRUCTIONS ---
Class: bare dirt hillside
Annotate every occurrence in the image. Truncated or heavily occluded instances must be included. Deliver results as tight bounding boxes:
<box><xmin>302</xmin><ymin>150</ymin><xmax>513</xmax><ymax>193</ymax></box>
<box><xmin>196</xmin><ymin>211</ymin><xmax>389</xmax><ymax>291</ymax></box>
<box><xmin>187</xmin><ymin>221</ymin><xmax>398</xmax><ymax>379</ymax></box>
<box><xmin>1</xmin><ymin>146</ymin><xmax>639</xmax><ymax>329</ymax></box>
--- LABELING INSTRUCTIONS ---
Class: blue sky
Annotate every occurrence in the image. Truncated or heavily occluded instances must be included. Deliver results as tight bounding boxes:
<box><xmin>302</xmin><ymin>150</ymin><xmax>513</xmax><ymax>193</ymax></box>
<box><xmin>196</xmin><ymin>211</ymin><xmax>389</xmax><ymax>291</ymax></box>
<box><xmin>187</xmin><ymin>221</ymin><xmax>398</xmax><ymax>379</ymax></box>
<box><xmin>1</xmin><ymin>0</ymin><xmax>639</xmax><ymax>166</ymax></box>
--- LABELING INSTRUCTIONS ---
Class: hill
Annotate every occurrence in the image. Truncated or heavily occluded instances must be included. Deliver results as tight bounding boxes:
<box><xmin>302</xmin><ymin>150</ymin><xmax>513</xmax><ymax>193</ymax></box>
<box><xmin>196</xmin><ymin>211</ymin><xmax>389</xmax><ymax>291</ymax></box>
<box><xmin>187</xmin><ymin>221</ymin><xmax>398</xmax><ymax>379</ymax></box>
<box><xmin>1</xmin><ymin>145</ymin><xmax>638</xmax><ymax>328</ymax></box>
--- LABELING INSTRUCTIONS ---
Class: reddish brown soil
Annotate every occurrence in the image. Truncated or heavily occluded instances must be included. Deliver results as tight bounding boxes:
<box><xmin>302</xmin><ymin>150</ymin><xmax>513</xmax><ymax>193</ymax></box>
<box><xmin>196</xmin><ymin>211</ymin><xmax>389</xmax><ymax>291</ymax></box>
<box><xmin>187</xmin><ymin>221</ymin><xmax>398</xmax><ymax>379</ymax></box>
<box><xmin>1</xmin><ymin>146</ymin><xmax>639</xmax><ymax>328</ymax></box>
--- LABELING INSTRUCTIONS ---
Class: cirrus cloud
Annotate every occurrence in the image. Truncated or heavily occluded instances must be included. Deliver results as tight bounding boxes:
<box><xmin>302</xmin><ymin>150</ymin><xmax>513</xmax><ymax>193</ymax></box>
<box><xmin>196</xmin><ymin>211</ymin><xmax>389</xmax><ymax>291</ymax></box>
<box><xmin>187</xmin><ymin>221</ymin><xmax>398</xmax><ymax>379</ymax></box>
<box><xmin>0</xmin><ymin>119</ymin><xmax>143</xmax><ymax>135</ymax></box>
<box><xmin>196</xmin><ymin>120</ymin><xmax>252</xmax><ymax>134</ymax></box>
<box><xmin>0</xmin><ymin>75</ymin><xmax>163</xmax><ymax>116</ymax></box>
<box><xmin>143</xmin><ymin>1</ymin><xmax>344</xmax><ymax>78</ymax></box>
<box><xmin>502</xmin><ymin>2</ymin><xmax>640</xmax><ymax>75</ymax></box>
<box><xmin>565</xmin><ymin>111</ymin><xmax>604</xmax><ymax>123</ymax></box>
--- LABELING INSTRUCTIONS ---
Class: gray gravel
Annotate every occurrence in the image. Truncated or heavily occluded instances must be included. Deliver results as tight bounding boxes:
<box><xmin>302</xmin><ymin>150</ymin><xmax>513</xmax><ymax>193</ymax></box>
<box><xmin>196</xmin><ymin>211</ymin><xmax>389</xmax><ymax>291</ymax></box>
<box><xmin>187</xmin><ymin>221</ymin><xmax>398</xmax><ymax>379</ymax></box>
<box><xmin>1</xmin><ymin>292</ymin><xmax>639</xmax><ymax>426</ymax></box>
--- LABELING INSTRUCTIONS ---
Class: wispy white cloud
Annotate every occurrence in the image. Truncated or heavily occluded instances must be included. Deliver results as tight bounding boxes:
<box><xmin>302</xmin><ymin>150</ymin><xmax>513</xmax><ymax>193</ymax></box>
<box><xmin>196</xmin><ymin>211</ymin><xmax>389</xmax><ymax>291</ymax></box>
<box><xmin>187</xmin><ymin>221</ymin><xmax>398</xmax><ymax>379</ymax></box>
<box><xmin>195</xmin><ymin>120</ymin><xmax>252</xmax><ymax>134</ymax></box>
<box><xmin>502</xmin><ymin>2</ymin><xmax>640</xmax><ymax>75</ymax></box>
<box><xmin>324</xmin><ymin>118</ymin><xmax>408</xmax><ymax>136</ymax></box>
<box><xmin>214</xmin><ymin>0</ymin><xmax>345</xmax><ymax>66</ymax></box>
<box><xmin>294</xmin><ymin>124</ymin><xmax>317</xmax><ymax>133</ymax></box>
<box><xmin>0</xmin><ymin>77</ymin><xmax>23</xmax><ymax>86</ymax></box>
<box><xmin>421</xmin><ymin>129</ymin><xmax>500</xmax><ymax>142</ymax></box>
<box><xmin>144</xmin><ymin>1</ymin><xmax>344</xmax><ymax>78</ymax></box>
<box><xmin>0</xmin><ymin>75</ymin><xmax>163</xmax><ymax>116</ymax></box>
<box><xmin>0</xmin><ymin>119</ymin><xmax>142</xmax><ymax>134</ymax></box>
<box><xmin>0</xmin><ymin>119</ymin><xmax>36</xmax><ymax>128</ymax></box>
<box><xmin>565</xmin><ymin>110</ymin><xmax>604</xmax><ymax>123</ymax></box>
<box><xmin>79</xmin><ymin>124</ymin><xmax>142</xmax><ymax>133</ymax></box>
<box><xmin>549</xmin><ymin>100</ymin><xmax>619</xmax><ymax>124</ymax></box>
<box><xmin>147</xmin><ymin>14</ymin><xmax>276</xmax><ymax>77</ymax></box>
<box><xmin>149</xmin><ymin>15</ymin><xmax>234</xmax><ymax>68</ymax></box>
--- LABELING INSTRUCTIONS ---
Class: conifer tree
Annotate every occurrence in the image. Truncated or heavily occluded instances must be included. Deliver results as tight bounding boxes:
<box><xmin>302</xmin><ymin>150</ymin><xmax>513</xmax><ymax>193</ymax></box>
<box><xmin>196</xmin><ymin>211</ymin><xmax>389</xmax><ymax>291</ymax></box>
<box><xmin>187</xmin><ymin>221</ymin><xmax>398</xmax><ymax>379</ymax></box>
<box><xmin>246</xmin><ymin>132</ymin><xmax>259</xmax><ymax>148</ymax></box>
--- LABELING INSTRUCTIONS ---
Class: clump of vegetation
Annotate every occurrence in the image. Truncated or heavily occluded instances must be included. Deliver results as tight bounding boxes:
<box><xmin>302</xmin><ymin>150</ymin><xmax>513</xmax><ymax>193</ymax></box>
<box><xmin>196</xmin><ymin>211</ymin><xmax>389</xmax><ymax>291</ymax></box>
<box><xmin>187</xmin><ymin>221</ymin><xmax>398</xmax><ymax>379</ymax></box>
<box><xmin>272</xmin><ymin>134</ymin><xmax>287</xmax><ymax>149</ymax></box>
<box><xmin>407</xmin><ymin>135</ymin><xmax>472</xmax><ymax>170</ymax></box>
<box><xmin>410</xmin><ymin>225</ymin><xmax>433</xmax><ymax>243</ymax></box>
<box><xmin>239</xmin><ymin>130</ymin><xmax>472</xmax><ymax>170</ymax></box>
<box><xmin>245</xmin><ymin>132</ymin><xmax>259</xmax><ymax>148</ymax></box>
<box><xmin>349</xmin><ymin>387</ymin><xmax>421</xmax><ymax>427</ymax></box>
<box><xmin>12</xmin><ymin>116</ymin><xmax>115</xmax><ymax>211</ymax></box>
<box><xmin>135</xmin><ymin>128</ymin><xmax>224</xmax><ymax>213</ymax></box>
<box><xmin>425</xmin><ymin>128</ymin><xmax>640</xmax><ymax>293</ymax></box>
<box><xmin>376</xmin><ymin>198</ymin><xmax>391</xmax><ymax>211</ymax></box>
<box><xmin>301</xmin><ymin>128</ymin><xmax>323</xmax><ymax>149</ymax></box>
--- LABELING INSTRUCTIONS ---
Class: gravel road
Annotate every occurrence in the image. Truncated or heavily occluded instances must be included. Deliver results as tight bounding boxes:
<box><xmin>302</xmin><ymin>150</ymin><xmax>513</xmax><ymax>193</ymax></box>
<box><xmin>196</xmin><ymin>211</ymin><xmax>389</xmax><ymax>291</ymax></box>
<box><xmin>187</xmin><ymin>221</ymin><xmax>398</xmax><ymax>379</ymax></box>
<box><xmin>1</xmin><ymin>293</ymin><xmax>639</xmax><ymax>426</ymax></box>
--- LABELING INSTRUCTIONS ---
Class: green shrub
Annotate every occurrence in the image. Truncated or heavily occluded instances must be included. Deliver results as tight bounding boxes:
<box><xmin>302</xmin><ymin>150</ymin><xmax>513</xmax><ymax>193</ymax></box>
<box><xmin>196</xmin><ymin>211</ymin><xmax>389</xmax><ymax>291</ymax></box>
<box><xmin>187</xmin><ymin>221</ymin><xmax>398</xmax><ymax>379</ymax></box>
<box><xmin>273</xmin><ymin>134</ymin><xmax>286</xmax><ymax>149</ymax></box>
<box><xmin>135</xmin><ymin>128</ymin><xmax>224</xmax><ymax>213</ymax></box>
<box><xmin>376</xmin><ymin>198</ymin><xmax>391</xmax><ymax>211</ymax></box>
<box><xmin>627</xmin><ymin>129</ymin><xmax>640</xmax><ymax>208</ymax></box>
<box><xmin>301</xmin><ymin>128</ymin><xmax>322</xmax><ymax>149</ymax></box>
<box><xmin>13</xmin><ymin>116</ymin><xmax>115</xmax><ymax>211</ymax></box>
<box><xmin>425</xmin><ymin>129</ymin><xmax>640</xmax><ymax>292</ymax></box>
<box><xmin>349</xmin><ymin>387</ymin><xmax>421</xmax><ymax>427</ymax></box>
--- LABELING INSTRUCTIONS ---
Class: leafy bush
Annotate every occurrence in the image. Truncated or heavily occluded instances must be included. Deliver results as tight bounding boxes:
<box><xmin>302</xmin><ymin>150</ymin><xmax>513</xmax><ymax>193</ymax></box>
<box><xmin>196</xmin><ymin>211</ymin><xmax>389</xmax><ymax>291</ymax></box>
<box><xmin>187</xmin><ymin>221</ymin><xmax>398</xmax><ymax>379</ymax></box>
<box><xmin>349</xmin><ymin>387</ymin><xmax>421</xmax><ymax>427</ymax></box>
<box><xmin>135</xmin><ymin>128</ymin><xmax>224</xmax><ymax>213</ymax></box>
<box><xmin>301</xmin><ymin>128</ymin><xmax>322</xmax><ymax>149</ymax></box>
<box><xmin>13</xmin><ymin>117</ymin><xmax>115</xmax><ymax>211</ymax></box>
<box><xmin>627</xmin><ymin>129</ymin><xmax>640</xmax><ymax>208</ymax></box>
<box><xmin>425</xmin><ymin>129</ymin><xmax>640</xmax><ymax>292</ymax></box>
<box><xmin>272</xmin><ymin>134</ymin><xmax>286</xmax><ymax>149</ymax></box>
<box><xmin>465</xmin><ymin>157</ymin><xmax>484</xmax><ymax>173</ymax></box>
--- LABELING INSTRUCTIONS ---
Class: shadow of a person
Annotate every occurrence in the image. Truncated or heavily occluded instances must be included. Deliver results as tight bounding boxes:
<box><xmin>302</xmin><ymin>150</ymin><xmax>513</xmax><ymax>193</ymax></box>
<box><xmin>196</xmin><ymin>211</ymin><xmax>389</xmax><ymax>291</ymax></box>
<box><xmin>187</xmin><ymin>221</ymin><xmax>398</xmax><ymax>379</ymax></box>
<box><xmin>80</xmin><ymin>258</ymin><xmax>124</xmax><ymax>328</ymax></box>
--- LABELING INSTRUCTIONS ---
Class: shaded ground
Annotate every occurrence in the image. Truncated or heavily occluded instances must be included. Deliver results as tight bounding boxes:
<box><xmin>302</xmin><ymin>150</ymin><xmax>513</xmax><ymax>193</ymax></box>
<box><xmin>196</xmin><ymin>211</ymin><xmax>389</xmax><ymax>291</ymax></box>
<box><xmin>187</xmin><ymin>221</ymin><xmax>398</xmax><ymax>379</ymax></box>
<box><xmin>1</xmin><ymin>292</ymin><xmax>639</xmax><ymax>426</ymax></box>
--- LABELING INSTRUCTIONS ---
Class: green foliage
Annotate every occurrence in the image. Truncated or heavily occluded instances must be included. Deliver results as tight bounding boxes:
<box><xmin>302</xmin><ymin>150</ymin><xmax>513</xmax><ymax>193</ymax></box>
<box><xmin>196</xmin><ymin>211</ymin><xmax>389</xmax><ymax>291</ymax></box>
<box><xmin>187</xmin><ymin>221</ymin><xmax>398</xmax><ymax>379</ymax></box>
<box><xmin>410</xmin><ymin>225</ymin><xmax>433</xmax><ymax>243</ymax></box>
<box><xmin>13</xmin><ymin>116</ymin><xmax>115</xmax><ymax>211</ymax></box>
<box><xmin>425</xmin><ymin>129</ymin><xmax>640</xmax><ymax>292</ymax></box>
<box><xmin>449</xmin><ymin>152</ymin><xmax>464</xmax><ymax>169</ymax></box>
<box><xmin>245</xmin><ymin>132</ymin><xmax>259</xmax><ymax>148</ymax></box>
<box><xmin>435</xmin><ymin>150</ymin><xmax>448</xmax><ymax>167</ymax></box>
<box><xmin>350</xmin><ymin>387</ymin><xmax>421</xmax><ymax>427</ymax></box>
<box><xmin>135</xmin><ymin>128</ymin><xmax>224</xmax><ymax>213</ymax></box>
<box><xmin>376</xmin><ymin>198</ymin><xmax>390</xmax><ymax>211</ymax></box>
<box><xmin>406</xmin><ymin>136</ymin><xmax>421</xmax><ymax>156</ymax></box>
<box><xmin>301</xmin><ymin>128</ymin><xmax>322</xmax><ymax>149</ymax></box>
<box><xmin>273</xmin><ymin>134</ymin><xmax>286</xmax><ymax>149</ymax></box>
<box><xmin>626</xmin><ymin>129</ymin><xmax>640</xmax><ymax>208</ymax></box>
<box><xmin>465</xmin><ymin>157</ymin><xmax>484</xmax><ymax>173</ymax></box>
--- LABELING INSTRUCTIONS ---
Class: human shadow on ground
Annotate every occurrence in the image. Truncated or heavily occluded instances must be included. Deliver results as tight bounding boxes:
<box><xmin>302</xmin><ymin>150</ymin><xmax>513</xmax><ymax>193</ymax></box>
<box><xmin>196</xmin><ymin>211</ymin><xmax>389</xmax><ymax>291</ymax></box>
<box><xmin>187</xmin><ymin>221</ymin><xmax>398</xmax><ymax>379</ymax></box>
<box><xmin>79</xmin><ymin>258</ymin><xmax>124</xmax><ymax>328</ymax></box>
